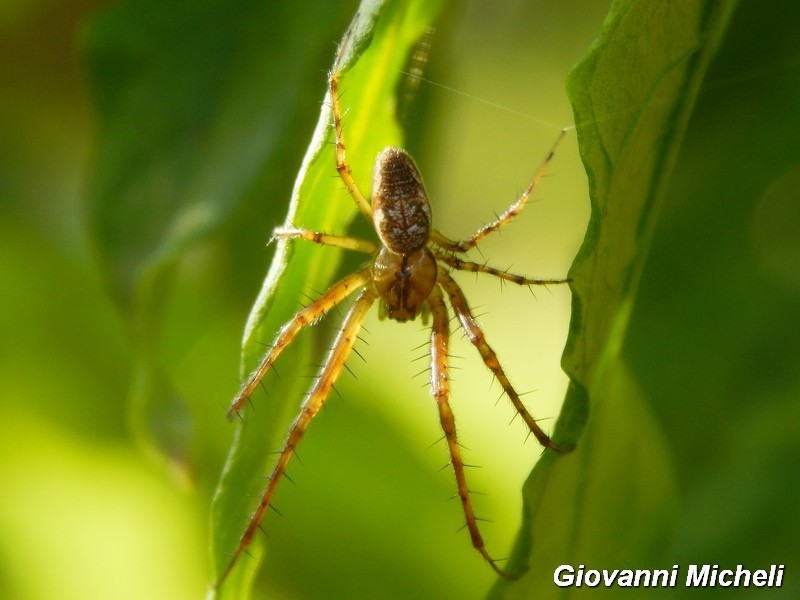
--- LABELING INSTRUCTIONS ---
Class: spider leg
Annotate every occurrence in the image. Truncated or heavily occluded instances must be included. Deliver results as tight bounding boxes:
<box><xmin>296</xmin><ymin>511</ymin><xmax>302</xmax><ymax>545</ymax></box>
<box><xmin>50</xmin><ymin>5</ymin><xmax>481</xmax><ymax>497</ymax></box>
<box><xmin>228</xmin><ymin>267</ymin><xmax>372</xmax><ymax>419</ymax></box>
<box><xmin>434</xmin><ymin>249</ymin><xmax>569</xmax><ymax>287</ymax></box>
<box><xmin>429</xmin><ymin>129</ymin><xmax>567</xmax><ymax>253</ymax></box>
<box><xmin>216</xmin><ymin>286</ymin><xmax>377</xmax><ymax>588</ymax></box>
<box><xmin>428</xmin><ymin>285</ymin><xmax>513</xmax><ymax>580</ymax></box>
<box><xmin>328</xmin><ymin>41</ymin><xmax>373</xmax><ymax>220</ymax></box>
<box><xmin>437</xmin><ymin>271</ymin><xmax>564</xmax><ymax>453</ymax></box>
<box><xmin>273</xmin><ymin>226</ymin><xmax>377</xmax><ymax>254</ymax></box>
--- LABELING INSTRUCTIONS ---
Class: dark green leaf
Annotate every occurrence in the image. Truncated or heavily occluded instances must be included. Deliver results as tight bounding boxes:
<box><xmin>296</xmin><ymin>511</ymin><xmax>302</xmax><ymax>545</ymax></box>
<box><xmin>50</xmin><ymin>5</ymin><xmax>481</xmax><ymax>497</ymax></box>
<box><xmin>84</xmin><ymin>0</ymin><xmax>358</xmax><ymax>474</ymax></box>
<box><xmin>492</xmin><ymin>1</ymin><xmax>735</xmax><ymax>597</ymax></box>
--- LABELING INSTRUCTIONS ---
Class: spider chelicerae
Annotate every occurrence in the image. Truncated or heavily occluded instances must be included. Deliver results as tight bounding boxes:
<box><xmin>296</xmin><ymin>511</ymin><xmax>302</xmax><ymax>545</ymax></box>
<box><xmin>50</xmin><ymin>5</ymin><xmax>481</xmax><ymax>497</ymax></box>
<box><xmin>217</xmin><ymin>36</ymin><xmax>570</xmax><ymax>586</ymax></box>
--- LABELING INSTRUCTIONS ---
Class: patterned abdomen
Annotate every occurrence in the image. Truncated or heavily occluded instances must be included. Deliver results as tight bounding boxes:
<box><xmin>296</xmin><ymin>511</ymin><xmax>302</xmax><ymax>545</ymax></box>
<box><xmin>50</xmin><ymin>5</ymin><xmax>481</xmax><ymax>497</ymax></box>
<box><xmin>371</xmin><ymin>147</ymin><xmax>432</xmax><ymax>254</ymax></box>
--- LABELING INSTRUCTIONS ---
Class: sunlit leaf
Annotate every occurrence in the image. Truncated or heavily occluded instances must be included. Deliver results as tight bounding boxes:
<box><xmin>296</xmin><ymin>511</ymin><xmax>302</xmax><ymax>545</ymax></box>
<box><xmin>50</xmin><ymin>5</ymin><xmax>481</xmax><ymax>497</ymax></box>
<box><xmin>492</xmin><ymin>1</ymin><xmax>735</xmax><ymax>597</ymax></box>
<box><xmin>209</xmin><ymin>1</ymin><xmax>445</xmax><ymax>596</ymax></box>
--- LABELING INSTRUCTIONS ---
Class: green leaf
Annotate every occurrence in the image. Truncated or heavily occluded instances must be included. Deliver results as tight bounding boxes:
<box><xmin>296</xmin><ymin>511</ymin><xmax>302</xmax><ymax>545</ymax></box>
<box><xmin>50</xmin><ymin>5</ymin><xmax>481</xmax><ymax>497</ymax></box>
<box><xmin>84</xmin><ymin>0</ymin><xmax>359</xmax><ymax>474</ymax></box>
<box><xmin>492</xmin><ymin>1</ymin><xmax>735</xmax><ymax>597</ymax></box>
<box><xmin>87</xmin><ymin>0</ymin><xmax>323</xmax><ymax>310</ymax></box>
<box><xmin>209</xmin><ymin>1</ymin><xmax>445</xmax><ymax>596</ymax></box>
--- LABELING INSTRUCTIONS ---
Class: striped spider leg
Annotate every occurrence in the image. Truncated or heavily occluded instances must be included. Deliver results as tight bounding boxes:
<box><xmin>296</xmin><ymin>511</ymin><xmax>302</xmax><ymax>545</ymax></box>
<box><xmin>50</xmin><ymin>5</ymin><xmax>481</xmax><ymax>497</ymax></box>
<box><xmin>215</xmin><ymin>37</ymin><xmax>570</xmax><ymax>588</ymax></box>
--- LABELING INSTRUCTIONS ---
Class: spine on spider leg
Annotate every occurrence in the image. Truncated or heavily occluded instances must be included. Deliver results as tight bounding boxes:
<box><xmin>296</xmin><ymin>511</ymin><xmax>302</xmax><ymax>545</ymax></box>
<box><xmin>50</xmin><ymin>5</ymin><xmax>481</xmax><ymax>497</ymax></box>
<box><xmin>487</xmin><ymin>128</ymin><xmax>569</xmax><ymax>235</ymax></box>
<box><xmin>495</xmin><ymin>128</ymin><xmax>568</xmax><ymax>224</ymax></box>
<box><xmin>430</xmin><ymin>128</ymin><xmax>568</xmax><ymax>254</ymax></box>
<box><xmin>437</xmin><ymin>271</ymin><xmax>564</xmax><ymax>453</ymax></box>
<box><xmin>428</xmin><ymin>287</ymin><xmax>449</xmax><ymax>401</ymax></box>
<box><xmin>216</xmin><ymin>288</ymin><xmax>377</xmax><ymax>588</ymax></box>
<box><xmin>434</xmin><ymin>250</ymin><xmax>570</xmax><ymax>287</ymax></box>
<box><xmin>327</xmin><ymin>40</ymin><xmax>373</xmax><ymax>220</ymax></box>
<box><xmin>227</xmin><ymin>268</ymin><xmax>372</xmax><ymax>419</ymax></box>
<box><xmin>428</xmin><ymin>285</ymin><xmax>513</xmax><ymax>580</ymax></box>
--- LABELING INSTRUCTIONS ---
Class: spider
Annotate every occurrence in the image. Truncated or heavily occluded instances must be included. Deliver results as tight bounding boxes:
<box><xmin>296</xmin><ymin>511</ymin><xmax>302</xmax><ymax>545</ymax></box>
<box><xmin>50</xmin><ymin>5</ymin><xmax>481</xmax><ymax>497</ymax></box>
<box><xmin>216</xmin><ymin>36</ymin><xmax>570</xmax><ymax>587</ymax></box>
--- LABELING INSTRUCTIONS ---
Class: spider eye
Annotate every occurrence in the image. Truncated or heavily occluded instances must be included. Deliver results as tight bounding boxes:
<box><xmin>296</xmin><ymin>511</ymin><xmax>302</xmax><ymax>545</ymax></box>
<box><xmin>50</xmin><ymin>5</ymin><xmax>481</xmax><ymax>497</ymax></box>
<box><xmin>371</xmin><ymin>247</ymin><xmax>437</xmax><ymax>322</ymax></box>
<box><xmin>372</xmin><ymin>147</ymin><xmax>432</xmax><ymax>254</ymax></box>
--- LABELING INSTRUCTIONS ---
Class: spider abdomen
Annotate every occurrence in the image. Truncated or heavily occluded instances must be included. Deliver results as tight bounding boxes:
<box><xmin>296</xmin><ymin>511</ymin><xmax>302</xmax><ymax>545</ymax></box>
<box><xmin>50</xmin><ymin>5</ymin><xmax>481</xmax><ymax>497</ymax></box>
<box><xmin>372</xmin><ymin>147</ymin><xmax>431</xmax><ymax>254</ymax></box>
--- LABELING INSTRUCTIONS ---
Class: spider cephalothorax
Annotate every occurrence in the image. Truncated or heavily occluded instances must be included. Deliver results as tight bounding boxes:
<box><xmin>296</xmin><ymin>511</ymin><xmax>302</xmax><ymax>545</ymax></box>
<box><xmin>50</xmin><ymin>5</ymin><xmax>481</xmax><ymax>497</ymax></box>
<box><xmin>215</xmin><ymin>34</ymin><xmax>570</xmax><ymax>588</ymax></box>
<box><xmin>372</xmin><ymin>245</ymin><xmax>437</xmax><ymax>322</ymax></box>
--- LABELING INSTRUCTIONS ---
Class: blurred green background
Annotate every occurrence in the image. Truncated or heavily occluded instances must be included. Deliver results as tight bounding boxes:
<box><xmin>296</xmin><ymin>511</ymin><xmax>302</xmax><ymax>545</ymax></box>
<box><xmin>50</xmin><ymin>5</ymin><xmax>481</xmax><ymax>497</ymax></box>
<box><xmin>1</xmin><ymin>0</ymin><xmax>799</xmax><ymax>598</ymax></box>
